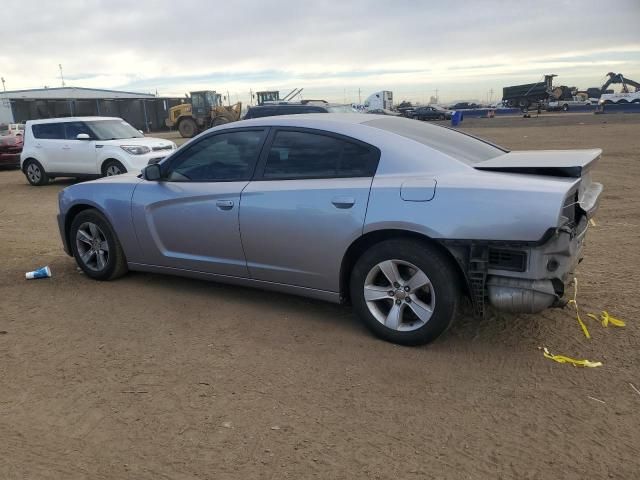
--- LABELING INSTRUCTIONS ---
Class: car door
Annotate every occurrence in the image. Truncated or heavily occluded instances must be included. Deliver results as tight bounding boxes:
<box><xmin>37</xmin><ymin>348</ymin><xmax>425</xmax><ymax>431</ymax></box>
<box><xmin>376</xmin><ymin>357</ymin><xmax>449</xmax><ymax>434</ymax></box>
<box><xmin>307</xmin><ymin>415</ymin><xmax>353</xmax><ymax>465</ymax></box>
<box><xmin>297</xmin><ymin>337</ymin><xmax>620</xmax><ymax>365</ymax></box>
<box><xmin>60</xmin><ymin>121</ymin><xmax>98</xmax><ymax>174</ymax></box>
<box><xmin>240</xmin><ymin>128</ymin><xmax>380</xmax><ymax>292</ymax></box>
<box><xmin>131</xmin><ymin>128</ymin><xmax>267</xmax><ymax>276</ymax></box>
<box><xmin>30</xmin><ymin>122</ymin><xmax>66</xmax><ymax>172</ymax></box>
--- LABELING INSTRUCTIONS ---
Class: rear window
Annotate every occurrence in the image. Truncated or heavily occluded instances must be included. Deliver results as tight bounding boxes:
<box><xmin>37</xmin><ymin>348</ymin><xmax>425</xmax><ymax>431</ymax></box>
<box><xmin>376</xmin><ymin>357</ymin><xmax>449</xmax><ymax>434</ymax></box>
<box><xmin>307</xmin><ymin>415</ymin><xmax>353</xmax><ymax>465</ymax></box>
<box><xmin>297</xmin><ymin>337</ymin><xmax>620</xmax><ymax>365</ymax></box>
<box><xmin>364</xmin><ymin>117</ymin><xmax>507</xmax><ymax>164</ymax></box>
<box><xmin>32</xmin><ymin>123</ymin><xmax>65</xmax><ymax>139</ymax></box>
<box><xmin>263</xmin><ymin>130</ymin><xmax>379</xmax><ymax>179</ymax></box>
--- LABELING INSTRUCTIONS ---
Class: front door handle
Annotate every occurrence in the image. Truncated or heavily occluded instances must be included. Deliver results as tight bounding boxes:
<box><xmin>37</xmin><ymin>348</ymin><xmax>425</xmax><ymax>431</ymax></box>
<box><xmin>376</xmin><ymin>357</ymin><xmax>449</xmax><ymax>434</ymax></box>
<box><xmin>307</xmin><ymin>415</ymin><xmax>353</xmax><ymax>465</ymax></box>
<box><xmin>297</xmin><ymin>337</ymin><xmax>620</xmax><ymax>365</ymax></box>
<box><xmin>62</xmin><ymin>145</ymin><xmax>71</xmax><ymax>150</ymax></box>
<box><xmin>216</xmin><ymin>199</ymin><xmax>234</xmax><ymax>210</ymax></box>
<box><xmin>331</xmin><ymin>196</ymin><xmax>355</xmax><ymax>209</ymax></box>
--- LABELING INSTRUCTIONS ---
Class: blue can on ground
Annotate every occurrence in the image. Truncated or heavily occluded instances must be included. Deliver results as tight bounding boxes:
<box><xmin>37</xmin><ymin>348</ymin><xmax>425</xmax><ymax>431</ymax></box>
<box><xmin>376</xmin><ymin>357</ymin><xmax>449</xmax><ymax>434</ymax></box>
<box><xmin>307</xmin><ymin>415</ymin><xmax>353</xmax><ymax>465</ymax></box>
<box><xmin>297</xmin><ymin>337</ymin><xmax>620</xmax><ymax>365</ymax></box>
<box><xmin>451</xmin><ymin>111</ymin><xmax>463</xmax><ymax>126</ymax></box>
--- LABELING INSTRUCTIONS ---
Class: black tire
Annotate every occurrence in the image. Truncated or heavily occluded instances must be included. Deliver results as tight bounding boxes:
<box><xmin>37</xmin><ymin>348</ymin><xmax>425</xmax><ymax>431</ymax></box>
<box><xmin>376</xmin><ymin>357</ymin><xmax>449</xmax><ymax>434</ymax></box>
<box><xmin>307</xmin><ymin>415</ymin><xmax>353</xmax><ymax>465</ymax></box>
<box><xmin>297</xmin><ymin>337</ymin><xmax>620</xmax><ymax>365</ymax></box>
<box><xmin>632</xmin><ymin>99</ymin><xmax>640</xmax><ymax>104</ymax></box>
<box><xmin>439</xmin><ymin>114</ymin><xmax>445</xmax><ymax>120</ymax></box>
<box><xmin>178</xmin><ymin>117</ymin><xmax>198</xmax><ymax>138</ymax></box>
<box><xmin>562</xmin><ymin>104</ymin><xmax>569</xmax><ymax>111</ymax></box>
<box><xmin>23</xmin><ymin>159</ymin><xmax>49</xmax><ymax>186</ymax></box>
<box><xmin>102</xmin><ymin>159</ymin><xmax>127</xmax><ymax>177</ymax></box>
<box><xmin>350</xmin><ymin>239</ymin><xmax>460</xmax><ymax>346</ymax></box>
<box><xmin>70</xmin><ymin>209</ymin><xmax>128</xmax><ymax>281</ymax></box>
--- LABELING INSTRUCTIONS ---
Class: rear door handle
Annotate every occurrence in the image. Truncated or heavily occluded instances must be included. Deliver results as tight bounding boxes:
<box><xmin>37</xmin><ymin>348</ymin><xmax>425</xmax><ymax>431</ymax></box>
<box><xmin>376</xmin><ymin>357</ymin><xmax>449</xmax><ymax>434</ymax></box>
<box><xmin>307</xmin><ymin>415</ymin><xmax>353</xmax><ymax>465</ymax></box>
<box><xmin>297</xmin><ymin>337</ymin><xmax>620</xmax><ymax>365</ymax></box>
<box><xmin>62</xmin><ymin>145</ymin><xmax>71</xmax><ymax>150</ymax></box>
<box><xmin>331</xmin><ymin>196</ymin><xmax>355</xmax><ymax>209</ymax></box>
<box><xmin>216</xmin><ymin>199</ymin><xmax>234</xmax><ymax>210</ymax></box>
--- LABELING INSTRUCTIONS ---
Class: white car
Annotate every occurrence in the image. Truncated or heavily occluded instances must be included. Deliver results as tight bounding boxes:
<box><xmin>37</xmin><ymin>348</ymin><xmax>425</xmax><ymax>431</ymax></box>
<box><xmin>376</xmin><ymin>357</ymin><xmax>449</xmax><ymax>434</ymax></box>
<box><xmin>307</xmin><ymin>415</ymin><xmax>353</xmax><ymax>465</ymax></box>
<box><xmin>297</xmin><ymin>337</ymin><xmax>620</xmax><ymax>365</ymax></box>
<box><xmin>20</xmin><ymin>117</ymin><xmax>176</xmax><ymax>186</ymax></box>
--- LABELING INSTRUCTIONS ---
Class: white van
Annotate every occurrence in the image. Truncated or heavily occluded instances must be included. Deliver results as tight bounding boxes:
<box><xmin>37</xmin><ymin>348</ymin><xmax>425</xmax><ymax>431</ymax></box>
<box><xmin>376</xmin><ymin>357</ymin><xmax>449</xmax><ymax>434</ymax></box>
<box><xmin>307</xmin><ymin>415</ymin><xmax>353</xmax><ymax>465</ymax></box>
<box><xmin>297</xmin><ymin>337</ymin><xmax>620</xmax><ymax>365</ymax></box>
<box><xmin>20</xmin><ymin>117</ymin><xmax>176</xmax><ymax>186</ymax></box>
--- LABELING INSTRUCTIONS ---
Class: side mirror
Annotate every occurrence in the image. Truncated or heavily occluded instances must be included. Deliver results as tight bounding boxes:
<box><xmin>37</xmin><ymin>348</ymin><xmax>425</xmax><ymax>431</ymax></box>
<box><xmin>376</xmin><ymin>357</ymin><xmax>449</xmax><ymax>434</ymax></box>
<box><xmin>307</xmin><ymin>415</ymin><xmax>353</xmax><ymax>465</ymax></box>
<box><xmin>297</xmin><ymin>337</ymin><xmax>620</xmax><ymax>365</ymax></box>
<box><xmin>143</xmin><ymin>163</ymin><xmax>162</xmax><ymax>181</ymax></box>
<box><xmin>76</xmin><ymin>133</ymin><xmax>91</xmax><ymax>140</ymax></box>
<box><xmin>138</xmin><ymin>130</ymin><xmax>144</xmax><ymax>135</ymax></box>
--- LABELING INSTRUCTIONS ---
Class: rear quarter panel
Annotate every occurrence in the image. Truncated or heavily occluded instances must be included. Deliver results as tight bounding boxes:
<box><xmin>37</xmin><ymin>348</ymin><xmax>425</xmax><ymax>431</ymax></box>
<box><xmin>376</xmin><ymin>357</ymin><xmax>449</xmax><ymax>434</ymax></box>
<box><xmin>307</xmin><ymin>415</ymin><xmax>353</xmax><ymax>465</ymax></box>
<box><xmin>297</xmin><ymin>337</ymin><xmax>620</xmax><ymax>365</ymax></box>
<box><xmin>365</xmin><ymin>170</ymin><xmax>576</xmax><ymax>242</ymax></box>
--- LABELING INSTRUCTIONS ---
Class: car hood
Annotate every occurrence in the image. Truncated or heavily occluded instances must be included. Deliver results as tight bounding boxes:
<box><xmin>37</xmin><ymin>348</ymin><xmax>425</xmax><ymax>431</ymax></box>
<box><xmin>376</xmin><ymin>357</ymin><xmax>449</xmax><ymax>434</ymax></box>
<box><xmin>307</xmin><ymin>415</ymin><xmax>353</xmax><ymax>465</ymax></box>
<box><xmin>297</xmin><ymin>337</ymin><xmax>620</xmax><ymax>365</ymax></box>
<box><xmin>84</xmin><ymin>172</ymin><xmax>144</xmax><ymax>185</ymax></box>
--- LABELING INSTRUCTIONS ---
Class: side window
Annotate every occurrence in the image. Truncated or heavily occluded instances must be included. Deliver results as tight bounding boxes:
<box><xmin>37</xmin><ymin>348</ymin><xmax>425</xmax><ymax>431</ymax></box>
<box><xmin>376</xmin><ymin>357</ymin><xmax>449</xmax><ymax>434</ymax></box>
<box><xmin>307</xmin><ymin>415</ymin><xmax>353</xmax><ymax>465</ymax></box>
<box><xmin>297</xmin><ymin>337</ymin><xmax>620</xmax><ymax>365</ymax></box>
<box><xmin>262</xmin><ymin>130</ymin><xmax>379</xmax><ymax>180</ymax></box>
<box><xmin>64</xmin><ymin>122</ymin><xmax>94</xmax><ymax>140</ymax></box>
<box><xmin>166</xmin><ymin>130</ymin><xmax>265</xmax><ymax>182</ymax></box>
<box><xmin>32</xmin><ymin>123</ymin><xmax>64</xmax><ymax>139</ymax></box>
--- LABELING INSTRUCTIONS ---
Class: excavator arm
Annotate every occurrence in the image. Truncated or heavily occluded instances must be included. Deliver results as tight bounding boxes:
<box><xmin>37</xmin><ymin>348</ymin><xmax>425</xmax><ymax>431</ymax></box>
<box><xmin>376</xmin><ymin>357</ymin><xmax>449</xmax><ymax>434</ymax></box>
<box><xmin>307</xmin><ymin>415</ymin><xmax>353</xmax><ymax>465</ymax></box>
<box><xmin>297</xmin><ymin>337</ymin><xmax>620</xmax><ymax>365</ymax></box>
<box><xmin>601</xmin><ymin>72</ymin><xmax>640</xmax><ymax>93</ymax></box>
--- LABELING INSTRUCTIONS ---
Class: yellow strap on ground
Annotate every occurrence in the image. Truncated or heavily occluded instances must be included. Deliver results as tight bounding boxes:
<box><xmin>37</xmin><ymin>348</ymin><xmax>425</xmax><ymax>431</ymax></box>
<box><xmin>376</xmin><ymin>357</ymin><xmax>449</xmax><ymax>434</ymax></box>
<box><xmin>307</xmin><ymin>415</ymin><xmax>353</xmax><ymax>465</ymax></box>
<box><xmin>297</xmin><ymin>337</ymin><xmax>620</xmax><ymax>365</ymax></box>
<box><xmin>543</xmin><ymin>347</ymin><xmax>602</xmax><ymax>368</ymax></box>
<box><xmin>587</xmin><ymin>311</ymin><xmax>626</xmax><ymax>328</ymax></box>
<box><xmin>589</xmin><ymin>218</ymin><xmax>597</xmax><ymax>227</ymax></box>
<box><xmin>568</xmin><ymin>277</ymin><xmax>591</xmax><ymax>339</ymax></box>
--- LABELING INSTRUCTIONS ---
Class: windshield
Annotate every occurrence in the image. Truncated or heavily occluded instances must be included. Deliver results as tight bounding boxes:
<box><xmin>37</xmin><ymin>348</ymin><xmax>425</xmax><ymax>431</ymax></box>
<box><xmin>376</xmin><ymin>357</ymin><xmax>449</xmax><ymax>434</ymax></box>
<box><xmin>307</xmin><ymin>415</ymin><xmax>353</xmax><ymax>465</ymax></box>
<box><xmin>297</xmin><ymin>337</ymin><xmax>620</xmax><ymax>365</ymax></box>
<box><xmin>87</xmin><ymin>120</ymin><xmax>143</xmax><ymax>140</ymax></box>
<box><xmin>364</xmin><ymin>117</ymin><xmax>507</xmax><ymax>165</ymax></box>
<box><xmin>326</xmin><ymin>105</ymin><xmax>357</xmax><ymax>113</ymax></box>
<box><xmin>0</xmin><ymin>124</ymin><xmax>8</xmax><ymax>135</ymax></box>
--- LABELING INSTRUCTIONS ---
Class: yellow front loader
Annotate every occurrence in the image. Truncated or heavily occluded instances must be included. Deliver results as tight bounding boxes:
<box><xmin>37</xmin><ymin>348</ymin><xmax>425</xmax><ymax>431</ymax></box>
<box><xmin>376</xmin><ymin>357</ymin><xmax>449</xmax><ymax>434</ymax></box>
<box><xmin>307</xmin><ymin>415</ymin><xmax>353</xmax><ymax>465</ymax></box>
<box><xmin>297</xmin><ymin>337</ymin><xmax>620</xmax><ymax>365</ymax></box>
<box><xmin>166</xmin><ymin>91</ymin><xmax>242</xmax><ymax>138</ymax></box>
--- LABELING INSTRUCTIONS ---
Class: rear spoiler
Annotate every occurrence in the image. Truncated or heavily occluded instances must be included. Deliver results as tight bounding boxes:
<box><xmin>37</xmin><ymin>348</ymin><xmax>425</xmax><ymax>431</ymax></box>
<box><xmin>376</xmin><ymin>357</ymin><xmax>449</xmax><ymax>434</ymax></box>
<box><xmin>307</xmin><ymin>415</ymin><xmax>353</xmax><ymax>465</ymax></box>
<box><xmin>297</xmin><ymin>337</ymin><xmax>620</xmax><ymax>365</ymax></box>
<box><xmin>474</xmin><ymin>149</ymin><xmax>602</xmax><ymax>178</ymax></box>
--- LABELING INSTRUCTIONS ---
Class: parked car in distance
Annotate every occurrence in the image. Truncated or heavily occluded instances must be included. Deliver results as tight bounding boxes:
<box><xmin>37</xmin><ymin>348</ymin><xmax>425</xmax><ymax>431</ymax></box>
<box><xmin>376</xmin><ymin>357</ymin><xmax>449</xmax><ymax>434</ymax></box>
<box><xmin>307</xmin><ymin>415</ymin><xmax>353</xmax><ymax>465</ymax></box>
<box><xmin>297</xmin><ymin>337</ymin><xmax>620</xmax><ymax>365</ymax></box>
<box><xmin>449</xmin><ymin>102</ymin><xmax>480</xmax><ymax>110</ymax></box>
<box><xmin>57</xmin><ymin>114</ymin><xmax>602</xmax><ymax>346</ymax></box>
<box><xmin>244</xmin><ymin>102</ymin><xmax>356</xmax><ymax>119</ymax></box>
<box><xmin>408</xmin><ymin>106</ymin><xmax>452</xmax><ymax>121</ymax></box>
<box><xmin>547</xmin><ymin>97</ymin><xmax>592</xmax><ymax>111</ymax></box>
<box><xmin>1</xmin><ymin>123</ymin><xmax>25</xmax><ymax>135</ymax></box>
<box><xmin>366</xmin><ymin>109</ymin><xmax>401</xmax><ymax>116</ymax></box>
<box><xmin>20</xmin><ymin>117</ymin><xmax>176</xmax><ymax>186</ymax></box>
<box><xmin>0</xmin><ymin>125</ymin><xmax>24</xmax><ymax>168</ymax></box>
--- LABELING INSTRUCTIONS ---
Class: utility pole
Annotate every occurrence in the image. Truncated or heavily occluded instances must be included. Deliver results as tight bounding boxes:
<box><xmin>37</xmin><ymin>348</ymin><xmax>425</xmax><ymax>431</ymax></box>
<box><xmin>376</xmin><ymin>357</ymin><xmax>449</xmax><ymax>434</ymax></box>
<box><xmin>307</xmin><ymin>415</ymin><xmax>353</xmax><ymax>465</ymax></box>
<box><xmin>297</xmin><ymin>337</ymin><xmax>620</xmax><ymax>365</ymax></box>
<box><xmin>434</xmin><ymin>88</ymin><xmax>439</xmax><ymax>104</ymax></box>
<box><xmin>226</xmin><ymin>90</ymin><xmax>231</xmax><ymax>106</ymax></box>
<box><xmin>358</xmin><ymin>88</ymin><xmax>361</xmax><ymax>104</ymax></box>
<box><xmin>489</xmin><ymin>88</ymin><xmax>494</xmax><ymax>103</ymax></box>
<box><xmin>59</xmin><ymin>64</ymin><xmax>66</xmax><ymax>87</ymax></box>
<box><xmin>1</xmin><ymin>77</ymin><xmax>5</xmax><ymax>92</ymax></box>
<box><xmin>249</xmin><ymin>89</ymin><xmax>253</xmax><ymax>105</ymax></box>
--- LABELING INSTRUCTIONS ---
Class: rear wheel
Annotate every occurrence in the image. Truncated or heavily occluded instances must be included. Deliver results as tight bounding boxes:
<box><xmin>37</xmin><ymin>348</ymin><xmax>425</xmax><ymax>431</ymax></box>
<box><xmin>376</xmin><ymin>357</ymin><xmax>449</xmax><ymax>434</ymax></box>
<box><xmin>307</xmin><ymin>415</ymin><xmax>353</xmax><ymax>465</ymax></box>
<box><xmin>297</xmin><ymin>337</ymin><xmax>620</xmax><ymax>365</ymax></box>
<box><xmin>178</xmin><ymin>117</ymin><xmax>198</xmax><ymax>138</ymax></box>
<box><xmin>70</xmin><ymin>209</ymin><xmax>128</xmax><ymax>281</ymax></box>
<box><xmin>562</xmin><ymin>104</ymin><xmax>569</xmax><ymax>111</ymax></box>
<box><xmin>350</xmin><ymin>239</ymin><xmax>460</xmax><ymax>345</ymax></box>
<box><xmin>102</xmin><ymin>159</ymin><xmax>127</xmax><ymax>177</ymax></box>
<box><xmin>24</xmin><ymin>159</ymin><xmax>49</xmax><ymax>186</ymax></box>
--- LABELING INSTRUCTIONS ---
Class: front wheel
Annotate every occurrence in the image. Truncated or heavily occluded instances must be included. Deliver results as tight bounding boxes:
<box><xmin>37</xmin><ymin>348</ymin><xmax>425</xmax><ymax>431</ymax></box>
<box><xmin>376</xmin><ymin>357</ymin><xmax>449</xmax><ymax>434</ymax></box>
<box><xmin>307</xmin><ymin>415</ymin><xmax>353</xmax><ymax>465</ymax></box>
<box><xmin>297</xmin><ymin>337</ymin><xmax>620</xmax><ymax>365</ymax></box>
<box><xmin>24</xmin><ymin>159</ymin><xmax>49</xmax><ymax>186</ymax></box>
<box><xmin>70</xmin><ymin>209</ymin><xmax>128</xmax><ymax>281</ymax></box>
<box><xmin>178</xmin><ymin>117</ymin><xmax>198</xmax><ymax>138</ymax></box>
<box><xmin>350</xmin><ymin>239</ymin><xmax>460</xmax><ymax>345</ymax></box>
<box><xmin>102</xmin><ymin>159</ymin><xmax>127</xmax><ymax>177</ymax></box>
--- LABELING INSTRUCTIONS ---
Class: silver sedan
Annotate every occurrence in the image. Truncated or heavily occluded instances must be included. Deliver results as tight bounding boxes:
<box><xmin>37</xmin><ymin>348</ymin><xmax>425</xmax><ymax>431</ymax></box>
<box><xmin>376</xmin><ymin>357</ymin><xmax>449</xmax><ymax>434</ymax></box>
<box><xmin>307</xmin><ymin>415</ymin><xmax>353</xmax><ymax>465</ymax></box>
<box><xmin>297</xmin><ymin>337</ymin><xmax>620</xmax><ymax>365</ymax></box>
<box><xmin>57</xmin><ymin>114</ymin><xmax>602</xmax><ymax>345</ymax></box>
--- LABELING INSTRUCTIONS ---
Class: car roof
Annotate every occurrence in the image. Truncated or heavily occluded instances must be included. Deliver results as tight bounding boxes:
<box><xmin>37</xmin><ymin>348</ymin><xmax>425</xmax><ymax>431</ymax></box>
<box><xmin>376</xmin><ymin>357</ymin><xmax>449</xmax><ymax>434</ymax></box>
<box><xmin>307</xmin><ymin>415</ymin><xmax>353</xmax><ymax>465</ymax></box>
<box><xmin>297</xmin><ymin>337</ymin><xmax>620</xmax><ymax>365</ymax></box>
<box><xmin>26</xmin><ymin>116</ymin><xmax>122</xmax><ymax>125</ymax></box>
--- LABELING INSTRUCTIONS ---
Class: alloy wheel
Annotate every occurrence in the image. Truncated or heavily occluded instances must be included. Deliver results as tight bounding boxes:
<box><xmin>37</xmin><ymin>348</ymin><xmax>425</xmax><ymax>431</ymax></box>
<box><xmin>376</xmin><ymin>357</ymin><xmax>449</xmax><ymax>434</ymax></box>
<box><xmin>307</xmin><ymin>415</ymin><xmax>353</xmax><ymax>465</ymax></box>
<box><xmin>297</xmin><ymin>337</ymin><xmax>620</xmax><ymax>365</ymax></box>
<box><xmin>106</xmin><ymin>164</ymin><xmax>123</xmax><ymax>176</ymax></box>
<box><xmin>75</xmin><ymin>222</ymin><xmax>109</xmax><ymax>271</ymax></box>
<box><xmin>27</xmin><ymin>163</ymin><xmax>41</xmax><ymax>183</ymax></box>
<box><xmin>363</xmin><ymin>259</ymin><xmax>435</xmax><ymax>332</ymax></box>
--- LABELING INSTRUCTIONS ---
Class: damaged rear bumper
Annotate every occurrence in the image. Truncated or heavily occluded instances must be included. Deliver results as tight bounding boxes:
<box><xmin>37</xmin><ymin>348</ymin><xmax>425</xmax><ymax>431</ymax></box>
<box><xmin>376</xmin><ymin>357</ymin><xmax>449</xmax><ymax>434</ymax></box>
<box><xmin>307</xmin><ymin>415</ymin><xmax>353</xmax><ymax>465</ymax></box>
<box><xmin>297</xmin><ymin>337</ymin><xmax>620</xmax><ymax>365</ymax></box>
<box><xmin>486</xmin><ymin>215</ymin><xmax>588</xmax><ymax>313</ymax></box>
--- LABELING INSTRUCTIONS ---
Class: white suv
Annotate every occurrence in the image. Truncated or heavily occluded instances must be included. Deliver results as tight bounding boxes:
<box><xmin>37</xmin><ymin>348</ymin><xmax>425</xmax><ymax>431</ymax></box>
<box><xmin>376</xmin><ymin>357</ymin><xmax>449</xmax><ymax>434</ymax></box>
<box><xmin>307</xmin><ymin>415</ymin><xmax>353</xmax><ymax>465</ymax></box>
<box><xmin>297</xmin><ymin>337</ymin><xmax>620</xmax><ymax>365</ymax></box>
<box><xmin>20</xmin><ymin>117</ymin><xmax>176</xmax><ymax>186</ymax></box>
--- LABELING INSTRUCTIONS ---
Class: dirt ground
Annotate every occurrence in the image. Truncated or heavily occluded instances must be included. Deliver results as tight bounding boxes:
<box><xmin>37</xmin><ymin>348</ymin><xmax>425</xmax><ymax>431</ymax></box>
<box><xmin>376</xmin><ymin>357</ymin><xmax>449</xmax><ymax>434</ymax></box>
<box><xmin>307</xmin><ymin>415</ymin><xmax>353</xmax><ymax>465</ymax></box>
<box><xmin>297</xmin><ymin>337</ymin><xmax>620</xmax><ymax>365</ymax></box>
<box><xmin>1</xmin><ymin>113</ymin><xmax>639</xmax><ymax>479</ymax></box>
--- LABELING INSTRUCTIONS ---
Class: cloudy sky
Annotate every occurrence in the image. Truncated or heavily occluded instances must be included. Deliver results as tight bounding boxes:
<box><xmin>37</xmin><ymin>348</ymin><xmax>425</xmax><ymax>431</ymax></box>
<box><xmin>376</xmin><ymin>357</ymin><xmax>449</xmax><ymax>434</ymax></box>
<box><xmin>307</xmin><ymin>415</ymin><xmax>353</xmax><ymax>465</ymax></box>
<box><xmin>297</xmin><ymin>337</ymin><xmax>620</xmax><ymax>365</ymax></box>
<box><xmin>1</xmin><ymin>0</ymin><xmax>639</xmax><ymax>104</ymax></box>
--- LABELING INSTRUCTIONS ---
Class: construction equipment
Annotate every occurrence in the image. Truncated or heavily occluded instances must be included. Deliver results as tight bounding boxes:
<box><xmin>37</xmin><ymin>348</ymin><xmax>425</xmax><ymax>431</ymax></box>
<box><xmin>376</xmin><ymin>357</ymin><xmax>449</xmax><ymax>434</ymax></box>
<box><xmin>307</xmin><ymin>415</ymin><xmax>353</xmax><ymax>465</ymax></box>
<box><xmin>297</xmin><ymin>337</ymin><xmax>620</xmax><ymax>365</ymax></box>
<box><xmin>502</xmin><ymin>75</ymin><xmax>556</xmax><ymax>109</ymax></box>
<box><xmin>255</xmin><ymin>88</ymin><xmax>304</xmax><ymax>105</ymax></box>
<box><xmin>597</xmin><ymin>73</ymin><xmax>640</xmax><ymax>105</ymax></box>
<box><xmin>600</xmin><ymin>72</ymin><xmax>640</xmax><ymax>94</ymax></box>
<box><xmin>165</xmin><ymin>91</ymin><xmax>242</xmax><ymax>138</ymax></box>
